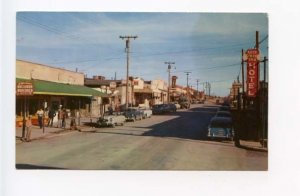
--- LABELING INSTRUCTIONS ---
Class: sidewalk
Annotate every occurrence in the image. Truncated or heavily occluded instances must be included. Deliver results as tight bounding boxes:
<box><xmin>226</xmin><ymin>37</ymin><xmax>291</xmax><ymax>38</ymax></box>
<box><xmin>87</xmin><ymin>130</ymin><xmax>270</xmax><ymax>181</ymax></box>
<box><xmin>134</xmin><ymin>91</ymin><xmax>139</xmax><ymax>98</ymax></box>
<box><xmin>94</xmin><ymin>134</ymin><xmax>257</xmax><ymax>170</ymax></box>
<box><xmin>16</xmin><ymin>117</ymin><xmax>99</xmax><ymax>143</ymax></box>
<box><xmin>238</xmin><ymin>140</ymin><xmax>268</xmax><ymax>152</ymax></box>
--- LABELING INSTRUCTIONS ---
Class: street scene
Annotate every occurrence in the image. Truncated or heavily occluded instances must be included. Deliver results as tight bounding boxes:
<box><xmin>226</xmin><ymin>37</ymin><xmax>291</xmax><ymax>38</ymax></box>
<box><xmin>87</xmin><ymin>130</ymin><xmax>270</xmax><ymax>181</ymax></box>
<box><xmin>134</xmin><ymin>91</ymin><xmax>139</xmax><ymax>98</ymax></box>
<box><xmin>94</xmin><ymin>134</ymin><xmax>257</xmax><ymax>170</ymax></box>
<box><xmin>16</xmin><ymin>12</ymin><xmax>268</xmax><ymax>170</ymax></box>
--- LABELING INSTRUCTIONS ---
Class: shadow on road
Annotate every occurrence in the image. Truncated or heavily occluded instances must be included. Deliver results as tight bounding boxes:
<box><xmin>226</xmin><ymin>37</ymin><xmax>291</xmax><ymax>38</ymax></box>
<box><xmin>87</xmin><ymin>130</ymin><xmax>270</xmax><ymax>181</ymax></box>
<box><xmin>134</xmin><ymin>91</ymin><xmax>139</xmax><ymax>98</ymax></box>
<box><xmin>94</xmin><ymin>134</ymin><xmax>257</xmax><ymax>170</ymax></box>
<box><xmin>139</xmin><ymin>105</ymin><xmax>218</xmax><ymax>140</ymax></box>
<box><xmin>16</xmin><ymin>164</ymin><xmax>66</xmax><ymax>169</ymax></box>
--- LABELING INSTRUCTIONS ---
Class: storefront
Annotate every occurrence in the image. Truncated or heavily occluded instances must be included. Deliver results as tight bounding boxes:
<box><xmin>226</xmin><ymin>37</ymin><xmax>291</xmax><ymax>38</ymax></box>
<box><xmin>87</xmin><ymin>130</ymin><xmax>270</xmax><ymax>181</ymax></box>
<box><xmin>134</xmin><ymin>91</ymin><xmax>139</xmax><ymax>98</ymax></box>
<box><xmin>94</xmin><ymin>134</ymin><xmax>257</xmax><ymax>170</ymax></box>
<box><xmin>16</xmin><ymin>78</ymin><xmax>107</xmax><ymax>126</ymax></box>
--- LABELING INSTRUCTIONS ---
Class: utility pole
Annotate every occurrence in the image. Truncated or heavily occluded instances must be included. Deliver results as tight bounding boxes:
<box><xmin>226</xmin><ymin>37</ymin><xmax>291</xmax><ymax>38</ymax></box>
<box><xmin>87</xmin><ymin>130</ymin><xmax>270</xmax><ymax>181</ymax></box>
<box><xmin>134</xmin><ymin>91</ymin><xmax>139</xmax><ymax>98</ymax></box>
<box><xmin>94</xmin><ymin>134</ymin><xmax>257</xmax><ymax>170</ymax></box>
<box><xmin>208</xmin><ymin>82</ymin><xmax>211</xmax><ymax>98</ymax></box>
<box><xmin>184</xmin><ymin>72</ymin><xmax>191</xmax><ymax>100</ymax></box>
<box><xmin>241</xmin><ymin>49</ymin><xmax>246</xmax><ymax>109</ymax></box>
<box><xmin>119</xmin><ymin>35</ymin><xmax>138</xmax><ymax>110</ymax></box>
<box><xmin>165</xmin><ymin>62</ymin><xmax>175</xmax><ymax>103</ymax></box>
<box><xmin>196</xmin><ymin>79</ymin><xmax>199</xmax><ymax>99</ymax></box>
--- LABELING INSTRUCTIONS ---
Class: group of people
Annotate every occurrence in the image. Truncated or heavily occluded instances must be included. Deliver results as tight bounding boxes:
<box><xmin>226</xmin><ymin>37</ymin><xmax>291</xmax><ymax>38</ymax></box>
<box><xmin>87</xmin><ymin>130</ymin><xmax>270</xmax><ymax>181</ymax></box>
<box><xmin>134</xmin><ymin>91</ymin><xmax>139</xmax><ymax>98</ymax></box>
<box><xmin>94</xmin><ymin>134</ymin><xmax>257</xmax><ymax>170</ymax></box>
<box><xmin>23</xmin><ymin>105</ymin><xmax>69</xmax><ymax>142</ymax></box>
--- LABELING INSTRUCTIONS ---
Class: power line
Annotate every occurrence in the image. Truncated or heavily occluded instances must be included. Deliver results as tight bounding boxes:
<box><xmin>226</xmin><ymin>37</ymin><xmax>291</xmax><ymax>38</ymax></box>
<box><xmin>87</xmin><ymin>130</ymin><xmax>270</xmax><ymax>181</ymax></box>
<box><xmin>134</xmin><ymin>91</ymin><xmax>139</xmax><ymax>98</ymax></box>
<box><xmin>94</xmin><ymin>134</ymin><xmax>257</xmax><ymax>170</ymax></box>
<box><xmin>17</xmin><ymin>15</ymin><xmax>98</xmax><ymax>44</ymax></box>
<box><xmin>173</xmin><ymin>63</ymin><xmax>240</xmax><ymax>73</ymax></box>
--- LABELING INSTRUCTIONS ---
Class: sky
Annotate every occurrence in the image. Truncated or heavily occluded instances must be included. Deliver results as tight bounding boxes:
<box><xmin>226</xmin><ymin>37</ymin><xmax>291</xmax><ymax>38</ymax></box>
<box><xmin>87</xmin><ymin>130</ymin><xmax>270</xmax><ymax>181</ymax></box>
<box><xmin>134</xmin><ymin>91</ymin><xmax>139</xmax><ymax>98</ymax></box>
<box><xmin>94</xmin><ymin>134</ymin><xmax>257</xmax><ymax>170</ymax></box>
<box><xmin>16</xmin><ymin>12</ymin><xmax>268</xmax><ymax>96</ymax></box>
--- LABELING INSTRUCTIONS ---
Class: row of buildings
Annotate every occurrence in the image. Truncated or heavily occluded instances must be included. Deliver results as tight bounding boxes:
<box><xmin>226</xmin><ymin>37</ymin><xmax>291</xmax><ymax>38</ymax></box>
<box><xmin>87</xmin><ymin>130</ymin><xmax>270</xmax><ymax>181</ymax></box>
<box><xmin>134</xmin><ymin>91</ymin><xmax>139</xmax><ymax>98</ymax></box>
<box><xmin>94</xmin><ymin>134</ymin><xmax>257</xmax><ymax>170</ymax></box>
<box><xmin>16</xmin><ymin>60</ymin><xmax>203</xmax><ymax>124</ymax></box>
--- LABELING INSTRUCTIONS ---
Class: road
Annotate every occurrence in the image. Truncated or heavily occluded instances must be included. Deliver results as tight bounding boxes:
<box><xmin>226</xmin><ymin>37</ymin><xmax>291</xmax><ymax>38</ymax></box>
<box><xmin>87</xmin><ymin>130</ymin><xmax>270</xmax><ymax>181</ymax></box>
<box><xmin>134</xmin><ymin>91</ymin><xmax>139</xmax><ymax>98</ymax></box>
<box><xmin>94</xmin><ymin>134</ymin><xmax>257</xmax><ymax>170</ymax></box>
<box><xmin>16</xmin><ymin>104</ymin><xmax>267</xmax><ymax>170</ymax></box>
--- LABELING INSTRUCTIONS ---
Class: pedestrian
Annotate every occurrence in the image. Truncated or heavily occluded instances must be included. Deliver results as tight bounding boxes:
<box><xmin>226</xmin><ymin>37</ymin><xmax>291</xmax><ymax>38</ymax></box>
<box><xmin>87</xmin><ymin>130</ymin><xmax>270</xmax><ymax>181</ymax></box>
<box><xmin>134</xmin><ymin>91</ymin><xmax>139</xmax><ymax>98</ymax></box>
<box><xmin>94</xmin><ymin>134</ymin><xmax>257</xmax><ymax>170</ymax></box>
<box><xmin>36</xmin><ymin>108</ymin><xmax>44</xmax><ymax>129</ymax></box>
<box><xmin>61</xmin><ymin>108</ymin><xmax>67</xmax><ymax>129</ymax></box>
<box><xmin>47</xmin><ymin>107</ymin><xmax>56</xmax><ymax>127</ymax></box>
<box><xmin>57</xmin><ymin>105</ymin><xmax>63</xmax><ymax>128</ymax></box>
<box><xmin>25</xmin><ymin>115</ymin><xmax>32</xmax><ymax>142</ymax></box>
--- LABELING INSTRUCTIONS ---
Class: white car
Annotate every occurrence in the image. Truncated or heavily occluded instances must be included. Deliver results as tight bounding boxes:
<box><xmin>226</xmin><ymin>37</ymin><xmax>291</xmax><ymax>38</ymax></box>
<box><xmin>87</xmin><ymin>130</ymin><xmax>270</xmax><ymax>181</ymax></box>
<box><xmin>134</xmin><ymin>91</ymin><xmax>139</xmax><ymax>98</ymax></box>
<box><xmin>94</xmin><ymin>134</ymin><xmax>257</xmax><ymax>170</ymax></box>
<box><xmin>97</xmin><ymin>112</ymin><xmax>126</xmax><ymax>127</ymax></box>
<box><xmin>138</xmin><ymin>107</ymin><xmax>153</xmax><ymax>118</ymax></box>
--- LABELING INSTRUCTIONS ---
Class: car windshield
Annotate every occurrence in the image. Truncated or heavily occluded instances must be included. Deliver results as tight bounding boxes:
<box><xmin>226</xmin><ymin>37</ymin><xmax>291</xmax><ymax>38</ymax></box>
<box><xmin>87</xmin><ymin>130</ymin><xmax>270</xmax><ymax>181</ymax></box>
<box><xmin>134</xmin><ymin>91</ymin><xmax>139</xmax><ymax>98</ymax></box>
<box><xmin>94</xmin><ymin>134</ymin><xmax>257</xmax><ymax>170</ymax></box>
<box><xmin>210</xmin><ymin>121</ymin><xmax>232</xmax><ymax>128</ymax></box>
<box><xmin>216</xmin><ymin>112</ymin><xmax>231</xmax><ymax>118</ymax></box>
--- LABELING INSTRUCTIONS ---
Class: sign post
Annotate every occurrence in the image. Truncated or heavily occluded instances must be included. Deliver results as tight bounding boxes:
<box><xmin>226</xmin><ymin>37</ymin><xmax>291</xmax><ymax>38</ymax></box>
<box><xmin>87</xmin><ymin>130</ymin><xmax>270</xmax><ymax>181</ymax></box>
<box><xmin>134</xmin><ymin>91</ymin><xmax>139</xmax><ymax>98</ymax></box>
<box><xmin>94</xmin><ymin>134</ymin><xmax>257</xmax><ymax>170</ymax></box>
<box><xmin>16</xmin><ymin>82</ymin><xmax>34</xmax><ymax>139</ymax></box>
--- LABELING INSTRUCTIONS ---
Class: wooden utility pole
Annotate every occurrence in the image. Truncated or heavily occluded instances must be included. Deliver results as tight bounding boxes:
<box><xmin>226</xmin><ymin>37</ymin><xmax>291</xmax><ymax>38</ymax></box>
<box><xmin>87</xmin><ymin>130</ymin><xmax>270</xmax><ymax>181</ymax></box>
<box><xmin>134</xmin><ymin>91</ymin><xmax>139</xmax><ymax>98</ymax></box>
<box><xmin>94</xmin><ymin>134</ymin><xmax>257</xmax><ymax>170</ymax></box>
<box><xmin>119</xmin><ymin>35</ymin><xmax>138</xmax><ymax>110</ymax></box>
<box><xmin>196</xmin><ymin>79</ymin><xmax>199</xmax><ymax>98</ymax></box>
<box><xmin>184</xmin><ymin>72</ymin><xmax>191</xmax><ymax>100</ymax></box>
<box><xmin>241</xmin><ymin>49</ymin><xmax>246</xmax><ymax>109</ymax></box>
<box><xmin>165</xmin><ymin>62</ymin><xmax>175</xmax><ymax>103</ymax></box>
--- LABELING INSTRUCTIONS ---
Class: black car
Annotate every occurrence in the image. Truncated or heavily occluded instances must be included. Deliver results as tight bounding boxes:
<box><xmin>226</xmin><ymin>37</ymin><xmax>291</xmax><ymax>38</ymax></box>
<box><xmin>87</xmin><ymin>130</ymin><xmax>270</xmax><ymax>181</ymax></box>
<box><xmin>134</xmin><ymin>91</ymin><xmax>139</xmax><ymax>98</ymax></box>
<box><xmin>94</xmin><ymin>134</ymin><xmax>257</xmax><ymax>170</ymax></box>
<box><xmin>215</xmin><ymin>111</ymin><xmax>232</xmax><ymax>119</ymax></box>
<box><xmin>218</xmin><ymin>106</ymin><xmax>230</xmax><ymax>112</ymax></box>
<box><xmin>152</xmin><ymin>104</ymin><xmax>165</xmax><ymax>114</ymax></box>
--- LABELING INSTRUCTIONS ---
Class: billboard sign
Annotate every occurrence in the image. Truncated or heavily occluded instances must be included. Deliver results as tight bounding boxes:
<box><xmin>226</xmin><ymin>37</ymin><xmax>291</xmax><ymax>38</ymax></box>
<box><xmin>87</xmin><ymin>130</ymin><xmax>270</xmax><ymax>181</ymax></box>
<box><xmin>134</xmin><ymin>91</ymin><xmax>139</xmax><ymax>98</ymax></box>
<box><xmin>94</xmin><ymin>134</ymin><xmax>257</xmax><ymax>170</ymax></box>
<box><xmin>246</xmin><ymin>49</ymin><xmax>260</xmax><ymax>97</ymax></box>
<box><xmin>16</xmin><ymin>82</ymin><xmax>34</xmax><ymax>96</ymax></box>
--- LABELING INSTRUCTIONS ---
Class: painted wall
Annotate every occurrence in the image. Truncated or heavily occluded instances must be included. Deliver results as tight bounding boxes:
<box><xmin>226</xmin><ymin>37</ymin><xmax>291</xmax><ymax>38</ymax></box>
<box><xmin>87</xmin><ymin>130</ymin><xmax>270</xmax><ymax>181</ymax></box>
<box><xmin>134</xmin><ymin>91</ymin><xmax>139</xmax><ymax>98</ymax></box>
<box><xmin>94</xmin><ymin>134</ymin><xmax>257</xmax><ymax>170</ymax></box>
<box><xmin>16</xmin><ymin>60</ymin><xmax>84</xmax><ymax>85</ymax></box>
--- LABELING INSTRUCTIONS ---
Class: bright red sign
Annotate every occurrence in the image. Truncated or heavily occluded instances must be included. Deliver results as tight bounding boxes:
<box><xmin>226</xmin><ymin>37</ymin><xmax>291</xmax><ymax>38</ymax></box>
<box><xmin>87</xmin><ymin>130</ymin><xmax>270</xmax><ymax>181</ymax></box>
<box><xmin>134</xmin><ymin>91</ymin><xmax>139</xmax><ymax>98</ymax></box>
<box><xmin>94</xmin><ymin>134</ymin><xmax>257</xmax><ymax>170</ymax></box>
<box><xmin>246</xmin><ymin>49</ymin><xmax>259</xmax><ymax>97</ymax></box>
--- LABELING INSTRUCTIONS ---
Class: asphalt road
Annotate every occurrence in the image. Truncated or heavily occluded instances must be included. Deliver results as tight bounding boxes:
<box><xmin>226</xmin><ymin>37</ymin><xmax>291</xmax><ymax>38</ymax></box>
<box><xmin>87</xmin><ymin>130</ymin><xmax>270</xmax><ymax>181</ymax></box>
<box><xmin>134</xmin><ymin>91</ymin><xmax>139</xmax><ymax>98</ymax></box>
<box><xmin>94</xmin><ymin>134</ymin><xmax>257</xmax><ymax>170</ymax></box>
<box><xmin>16</xmin><ymin>104</ymin><xmax>268</xmax><ymax>170</ymax></box>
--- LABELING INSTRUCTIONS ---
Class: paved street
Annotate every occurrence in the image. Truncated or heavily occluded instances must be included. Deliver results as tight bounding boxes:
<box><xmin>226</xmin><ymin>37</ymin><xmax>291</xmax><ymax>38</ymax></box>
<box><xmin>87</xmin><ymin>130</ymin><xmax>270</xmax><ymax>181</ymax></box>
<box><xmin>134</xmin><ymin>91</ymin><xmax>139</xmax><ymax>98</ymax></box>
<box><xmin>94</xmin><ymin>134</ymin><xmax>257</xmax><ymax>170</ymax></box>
<box><xmin>16</xmin><ymin>104</ymin><xmax>267</xmax><ymax>170</ymax></box>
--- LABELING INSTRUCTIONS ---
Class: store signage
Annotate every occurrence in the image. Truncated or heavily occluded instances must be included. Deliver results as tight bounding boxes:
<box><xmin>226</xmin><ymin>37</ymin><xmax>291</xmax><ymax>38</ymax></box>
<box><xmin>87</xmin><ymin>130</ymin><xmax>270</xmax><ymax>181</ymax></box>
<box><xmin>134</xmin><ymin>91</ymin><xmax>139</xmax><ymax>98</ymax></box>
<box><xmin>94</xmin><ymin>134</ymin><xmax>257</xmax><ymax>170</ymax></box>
<box><xmin>246</xmin><ymin>49</ymin><xmax>260</xmax><ymax>97</ymax></box>
<box><xmin>16</xmin><ymin>82</ymin><xmax>34</xmax><ymax>96</ymax></box>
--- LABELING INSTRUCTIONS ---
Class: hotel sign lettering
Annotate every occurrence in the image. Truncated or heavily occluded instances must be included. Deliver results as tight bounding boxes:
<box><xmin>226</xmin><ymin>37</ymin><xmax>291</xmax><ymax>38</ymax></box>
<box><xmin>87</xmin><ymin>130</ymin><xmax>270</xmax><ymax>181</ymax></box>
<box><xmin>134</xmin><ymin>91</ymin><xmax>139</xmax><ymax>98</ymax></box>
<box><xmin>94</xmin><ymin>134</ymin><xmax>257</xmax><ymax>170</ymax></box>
<box><xmin>16</xmin><ymin>82</ymin><xmax>34</xmax><ymax>96</ymax></box>
<box><xmin>245</xmin><ymin>49</ymin><xmax>260</xmax><ymax>97</ymax></box>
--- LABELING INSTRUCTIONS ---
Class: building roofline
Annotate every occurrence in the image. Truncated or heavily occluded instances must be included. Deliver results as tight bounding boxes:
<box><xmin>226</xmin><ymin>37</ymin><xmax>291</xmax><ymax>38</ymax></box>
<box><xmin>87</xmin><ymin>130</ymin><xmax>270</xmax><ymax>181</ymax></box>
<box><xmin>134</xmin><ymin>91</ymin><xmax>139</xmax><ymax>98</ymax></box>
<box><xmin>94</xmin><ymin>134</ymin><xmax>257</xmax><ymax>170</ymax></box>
<box><xmin>16</xmin><ymin>59</ymin><xmax>84</xmax><ymax>75</ymax></box>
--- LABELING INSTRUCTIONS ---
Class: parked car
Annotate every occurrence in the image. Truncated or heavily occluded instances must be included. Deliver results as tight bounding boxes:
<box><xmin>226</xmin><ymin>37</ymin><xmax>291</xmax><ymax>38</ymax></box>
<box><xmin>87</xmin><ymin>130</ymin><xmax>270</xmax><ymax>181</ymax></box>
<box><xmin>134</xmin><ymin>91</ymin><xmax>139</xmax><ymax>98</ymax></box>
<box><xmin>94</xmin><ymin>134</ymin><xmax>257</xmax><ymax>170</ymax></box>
<box><xmin>171</xmin><ymin>102</ymin><xmax>181</xmax><ymax>110</ymax></box>
<box><xmin>215</xmin><ymin>111</ymin><xmax>232</xmax><ymax>119</ymax></box>
<box><xmin>218</xmin><ymin>105</ymin><xmax>230</xmax><ymax>112</ymax></box>
<box><xmin>207</xmin><ymin>117</ymin><xmax>234</xmax><ymax>140</ymax></box>
<box><xmin>152</xmin><ymin>104</ymin><xmax>165</xmax><ymax>115</ymax></box>
<box><xmin>96</xmin><ymin>112</ymin><xmax>126</xmax><ymax>127</ymax></box>
<box><xmin>138</xmin><ymin>106</ymin><xmax>153</xmax><ymax>118</ymax></box>
<box><xmin>152</xmin><ymin>103</ymin><xmax>177</xmax><ymax>114</ymax></box>
<box><xmin>166</xmin><ymin>103</ymin><xmax>177</xmax><ymax>112</ymax></box>
<box><xmin>124</xmin><ymin>107</ymin><xmax>143</xmax><ymax>121</ymax></box>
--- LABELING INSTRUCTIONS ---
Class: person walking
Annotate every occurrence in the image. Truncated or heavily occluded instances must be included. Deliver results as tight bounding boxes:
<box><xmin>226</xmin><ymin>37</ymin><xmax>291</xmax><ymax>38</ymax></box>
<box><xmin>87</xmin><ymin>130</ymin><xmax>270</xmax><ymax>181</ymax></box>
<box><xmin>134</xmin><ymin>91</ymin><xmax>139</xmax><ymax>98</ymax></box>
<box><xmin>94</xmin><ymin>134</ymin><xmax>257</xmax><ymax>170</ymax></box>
<box><xmin>25</xmin><ymin>115</ymin><xmax>32</xmax><ymax>142</ymax></box>
<box><xmin>57</xmin><ymin>105</ymin><xmax>63</xmax><ymax>128</ymax></box>
<box><xmin>61</xmin><ymin>108</ymin><xmax>67</xmax><ymax>129</ymax></box>
<box><xmin>47</xmin><ymin>107</ymin><xmax>56</xmax><ymax>127</ymax></box>
<box><xmin>36</xmin><ymin>108</ymin><xmax>44</xmax><ymax>129</ymax></box>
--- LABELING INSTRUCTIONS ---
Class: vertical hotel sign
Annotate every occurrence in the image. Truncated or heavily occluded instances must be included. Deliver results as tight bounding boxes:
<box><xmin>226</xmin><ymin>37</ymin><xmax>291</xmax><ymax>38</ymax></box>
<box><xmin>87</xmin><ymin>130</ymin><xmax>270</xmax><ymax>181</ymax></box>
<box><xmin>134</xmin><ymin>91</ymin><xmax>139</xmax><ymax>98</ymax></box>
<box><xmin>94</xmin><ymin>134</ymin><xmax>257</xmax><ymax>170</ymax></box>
<box><xmin>245</xmin><ymin>49</ymin><xmax>260</xmax><ymax>97</ymax></box>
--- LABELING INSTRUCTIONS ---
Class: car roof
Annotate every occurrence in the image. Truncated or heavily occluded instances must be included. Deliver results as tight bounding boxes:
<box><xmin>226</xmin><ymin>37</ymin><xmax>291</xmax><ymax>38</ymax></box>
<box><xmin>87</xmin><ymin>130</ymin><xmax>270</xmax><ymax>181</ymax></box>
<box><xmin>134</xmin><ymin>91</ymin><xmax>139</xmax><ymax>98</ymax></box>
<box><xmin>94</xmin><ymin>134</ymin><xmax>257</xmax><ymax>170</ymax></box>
<box><xmin>216</xmin><ymin>111</ymin><xmax>231</xmax><ymax>115</ymax></box>
<box><xmin>210</xmin><ymin>116</ymin><xmax>232</xmax><ymax>124</ymax></box>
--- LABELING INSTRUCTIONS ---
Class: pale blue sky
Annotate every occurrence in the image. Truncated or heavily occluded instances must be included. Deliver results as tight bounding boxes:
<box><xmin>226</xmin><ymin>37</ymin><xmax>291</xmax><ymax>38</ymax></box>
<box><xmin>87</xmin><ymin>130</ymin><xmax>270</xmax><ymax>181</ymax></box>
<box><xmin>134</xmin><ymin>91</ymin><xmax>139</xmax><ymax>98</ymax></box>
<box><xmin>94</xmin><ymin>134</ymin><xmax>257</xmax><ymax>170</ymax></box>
<box><xmin>16</xmin><ymin>12</ymin><xmax>268</xmax><ymax>96</ymax></box>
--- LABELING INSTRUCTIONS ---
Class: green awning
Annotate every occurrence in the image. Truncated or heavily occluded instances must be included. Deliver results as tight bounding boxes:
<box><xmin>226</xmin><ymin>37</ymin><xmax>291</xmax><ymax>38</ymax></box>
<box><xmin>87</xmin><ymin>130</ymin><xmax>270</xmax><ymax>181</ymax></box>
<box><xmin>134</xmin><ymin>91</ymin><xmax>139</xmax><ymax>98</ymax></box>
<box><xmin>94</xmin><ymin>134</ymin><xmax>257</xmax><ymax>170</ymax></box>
<box><xmin>16</xmin><ymin>78</ymin><xmax>108</xmax><ymax>97</ymax></box>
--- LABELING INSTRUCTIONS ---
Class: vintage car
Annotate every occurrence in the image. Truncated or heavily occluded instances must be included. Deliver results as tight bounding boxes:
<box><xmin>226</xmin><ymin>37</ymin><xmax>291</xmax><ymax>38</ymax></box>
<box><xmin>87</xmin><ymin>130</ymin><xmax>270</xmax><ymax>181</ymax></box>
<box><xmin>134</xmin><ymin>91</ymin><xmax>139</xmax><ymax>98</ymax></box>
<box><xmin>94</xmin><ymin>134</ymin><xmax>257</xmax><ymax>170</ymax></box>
<box><xmin>218</xmin><ymin>105</ymin><xmax>230</xmax><ymax>112</ymax></box>
<box><xmin>166</xmin><ymin>103</ymin><xmax>177</xmax><ymax>112</ymax></box>
<box><xmin>138</xmin><ymin>106</ymin><xmax>153</xmax><ymax>118</ymax></box>
<box><xmin>170</xmin><ymin>102</ymin><xmax>181</xmax><ymax>110</ymax></box>
<box><xmin>96</xmin><ymin>112</ymin><xmax>126</xmax><ymax>127</ymax></box>
<box><xmin>152</xmin><ymin>104</ymin><xmax>176</xmax><ymax>114</ymax></box>
<box><xmin>152</xmin><ymin>104</ymin><xmax>165</xmax><ymax>115</ymax></box>
<box><xmin>215</xmin><ymin>111</ymin><xmax>232</xmax><ymax>120</ymax></box>
<box><xmin>207</xmin><ymin>117</ymin><xmax>234</xmax><ymax>140</ymax></box>
<box><xmin>124</xmin><ymin>107</ymin><xmax>143</xmax><ymax>121</ymax></box>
